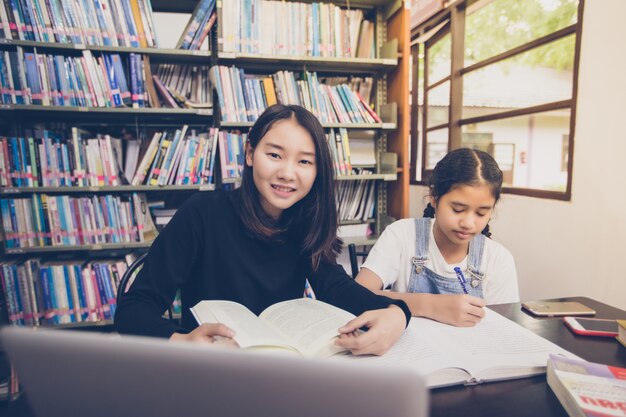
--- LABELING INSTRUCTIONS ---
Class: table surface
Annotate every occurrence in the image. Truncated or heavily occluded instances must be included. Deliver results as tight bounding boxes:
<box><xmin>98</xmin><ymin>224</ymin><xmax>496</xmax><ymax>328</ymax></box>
<box><xmin>429</xmin><ymin>296</ymin><xmax>626</xmax><ymax>417</ymax></box>
<box><xmin>2</xmin><ymin>296</ymin><xmax>625</xmax><ymax>417</ymax></box>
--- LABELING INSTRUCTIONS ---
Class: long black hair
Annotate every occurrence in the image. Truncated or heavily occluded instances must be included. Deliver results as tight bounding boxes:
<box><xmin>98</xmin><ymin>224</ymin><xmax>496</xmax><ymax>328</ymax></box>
<box><xmin>233</xmin><ymin>104</ymin><xmax>341</xmax><ymax>269</ymax></box>
<box><xmin>423</xmin><ymin>148</ymin><xmax>503</xmax><ymax>237</ymax></box>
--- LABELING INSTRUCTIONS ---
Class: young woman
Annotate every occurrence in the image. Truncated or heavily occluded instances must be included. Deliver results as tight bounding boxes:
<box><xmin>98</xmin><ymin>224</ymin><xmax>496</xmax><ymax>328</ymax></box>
<box><xmin>115</xmin><ymin>104</ymin><xmax>410</xmax><ymax>355</ymax></box>
<box><xmin>356</xmin><ymin>148</ymin><xmax>519</xmax><ymax>327</ymax></box>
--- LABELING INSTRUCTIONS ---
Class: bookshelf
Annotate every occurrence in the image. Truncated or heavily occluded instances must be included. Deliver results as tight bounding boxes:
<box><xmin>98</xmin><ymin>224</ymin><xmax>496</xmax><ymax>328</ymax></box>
<box><xmin>0</xmin><ymin>0</ymin><xmax>217</xmax><ymax>333</ymax></box>
<box><xmin>210</xmin><ymin>0</ymin><xmax>409</xmax><ymax>244</ymax></box>
<box><xmin>0</xmin><ymin>0</ymin><xmax>409</xmax><ymax>331</ymax></box>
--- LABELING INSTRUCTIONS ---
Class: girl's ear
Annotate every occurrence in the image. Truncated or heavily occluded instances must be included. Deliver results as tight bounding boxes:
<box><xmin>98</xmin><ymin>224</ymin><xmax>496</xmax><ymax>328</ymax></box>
<box><xmin>428</xmin><ymin>195</ymin><xmax>436</xmax><ymax>209</ymax></box>
<box><xmin>245</xmin><ymin>142</ymin><xmax>254</xmax><ymax>167</ymax></box>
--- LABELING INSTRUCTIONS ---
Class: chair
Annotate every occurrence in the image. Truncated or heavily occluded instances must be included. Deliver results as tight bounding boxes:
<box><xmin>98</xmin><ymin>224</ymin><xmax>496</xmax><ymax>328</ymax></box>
<box><xmin>348</xmin><ymin>243</ymin><xmax>369</xmax><ymax>279</ymax></box>
<box><xmin>116</xmin><ymin>252</ymin><xmax>174</xmax><ymax>321</ymax></box>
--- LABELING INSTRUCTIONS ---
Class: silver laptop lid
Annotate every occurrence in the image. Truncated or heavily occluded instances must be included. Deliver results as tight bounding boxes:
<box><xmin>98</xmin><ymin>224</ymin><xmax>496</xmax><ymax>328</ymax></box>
<box><xmin>1</xmin><ymin>327</ymin><xmax>428</xmax><ymax>417</ymax></box>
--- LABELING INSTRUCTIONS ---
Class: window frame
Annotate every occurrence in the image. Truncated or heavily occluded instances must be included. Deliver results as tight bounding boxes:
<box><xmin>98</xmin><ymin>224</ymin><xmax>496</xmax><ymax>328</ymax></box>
<box><xmin>409</xmin><ymin>0</ymin><xmax>585</xmax><ymax>201</ymax></box>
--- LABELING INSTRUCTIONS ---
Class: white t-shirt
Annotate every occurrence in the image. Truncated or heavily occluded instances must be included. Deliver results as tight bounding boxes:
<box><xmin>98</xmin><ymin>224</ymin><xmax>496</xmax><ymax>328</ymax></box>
<box><xmin>361</xmin><ymin>218</ymin><xmax>519</xmax><ymax>304</ymax></box>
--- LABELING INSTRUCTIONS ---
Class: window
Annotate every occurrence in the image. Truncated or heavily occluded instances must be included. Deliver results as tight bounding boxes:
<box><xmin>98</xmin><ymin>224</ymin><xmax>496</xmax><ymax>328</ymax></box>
<box><xmin>410</xmin><ymin>0</ymin><xmax>583</xmax><ymax>200</ymax></box>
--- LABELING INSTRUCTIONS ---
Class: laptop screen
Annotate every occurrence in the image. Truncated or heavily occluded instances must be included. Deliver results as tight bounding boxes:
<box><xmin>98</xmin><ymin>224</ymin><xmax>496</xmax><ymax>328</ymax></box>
<box><xmin>2</xmin><ymin>327</ymin><xmax>428</xmax><ymax>417</ymax></box>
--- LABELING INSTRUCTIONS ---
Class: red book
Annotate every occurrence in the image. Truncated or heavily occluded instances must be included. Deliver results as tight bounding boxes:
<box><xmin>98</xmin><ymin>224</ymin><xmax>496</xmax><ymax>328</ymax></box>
<box><xmin>356</xmin><ymin>92</ymin><xmax>382</xmax><ymax>123</ymax></box>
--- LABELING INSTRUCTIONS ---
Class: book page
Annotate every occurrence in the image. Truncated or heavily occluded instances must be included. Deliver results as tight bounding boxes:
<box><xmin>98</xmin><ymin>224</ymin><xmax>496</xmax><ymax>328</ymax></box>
<box><xmin>191</xmin><ymin>300</ymin><xmax>297</xmax><ymax>352</ymax></box>
<box><xmin>259</xmin><ymin>298</ymin><xmax>356</xmax><ymax>358</ymax></box>
<box><xmin>425</xmin><ymin>308</ymin><xmax>577</xmax><ymax>381</ymax></box>
<box><xmin>339</xmin><ymin>321</ymin><xmax>472</xmax><ymax>387</ymax></box>
<box><xmin>341</xmin><ymin>308</ymin><xmax>577</xmax><ymax>387</ymax></box>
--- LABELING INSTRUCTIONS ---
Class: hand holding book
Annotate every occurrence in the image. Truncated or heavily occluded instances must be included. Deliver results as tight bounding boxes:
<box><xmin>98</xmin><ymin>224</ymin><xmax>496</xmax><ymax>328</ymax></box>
<box><xmin>335</xmin><ymin>304</ymin><xmax>407</xmax><ymax>356</ymax></box>
<box><xmin>170</xmin><ymin>322</ymin><xmax>237</xmax><ymax>346</ymax></box>
<box><xmin>190</xmin><ymin>298</ymin><xmax>358</xmax><ymax>358</ymax></box>
<box><xmin>190</xmin><ymin>298</ymin><xmax>408</xmax><ymax>357</ymax></box>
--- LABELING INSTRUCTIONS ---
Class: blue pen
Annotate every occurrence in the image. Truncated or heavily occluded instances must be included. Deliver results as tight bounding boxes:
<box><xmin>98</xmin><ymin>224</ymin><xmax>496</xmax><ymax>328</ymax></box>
<box><xmin>454</xmin><ymin>267</ymin><xmax>469</xmax><ymax>295</ymax></box>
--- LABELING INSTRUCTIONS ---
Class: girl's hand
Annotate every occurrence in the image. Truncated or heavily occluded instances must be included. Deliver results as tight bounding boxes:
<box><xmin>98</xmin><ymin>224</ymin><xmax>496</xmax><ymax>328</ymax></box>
<box><xmin>335</xmin><ymin>305</ymin><xmax>406</xmax><ymax>356</ymax></box>
<box><xmin>170</xmin><ymin>323</ymin><xmax>239</xmax><ymax>347</ymax></box>
<box><xmin>425</xmin><ymin>294</ymin><xmax>485</xmax><ymax>327</ymax></box>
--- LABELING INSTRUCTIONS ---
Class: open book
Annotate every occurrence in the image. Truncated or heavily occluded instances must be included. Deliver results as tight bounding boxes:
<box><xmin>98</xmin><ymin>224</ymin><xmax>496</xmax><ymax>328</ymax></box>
<box><xmin>342</xmin><ymin>308</ymin><xmax>577</xmax><ymax>388</ymax></box>
<box><xmin>190</xmin><ymin>298</ymin><xmax>356</xmax><ymax>358</ymax></box>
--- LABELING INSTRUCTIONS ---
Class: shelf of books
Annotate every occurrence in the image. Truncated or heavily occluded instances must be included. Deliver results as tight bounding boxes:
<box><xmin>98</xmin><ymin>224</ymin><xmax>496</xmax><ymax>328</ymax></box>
<box><xmin>210</xmin><ymin>0</ymin><xmax>406</xmax><ymax>241</ymax></box>
<box><xmin>0</xmin><ymin>0</ymin><xmax>409</xmax><ymax>332</ymax></box>
<box><xmin>0</xmin><ymin>0</ymin><xmax>218</xmax><ymax>334</ymax></box>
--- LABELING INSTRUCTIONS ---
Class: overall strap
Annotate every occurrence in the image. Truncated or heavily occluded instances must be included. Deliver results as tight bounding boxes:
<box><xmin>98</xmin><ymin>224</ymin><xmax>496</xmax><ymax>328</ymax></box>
<box><xmin>410</xmin><ymin>218</ymin><xmax>431</xmax><ymax>273</ymax></box>
<box><xmin>467</xmin><ymin>233</ymin><xmax>486</xmax><ymax>279</ymax></box>
<box><xmin>414</xmin><ymin>218</ymin><xmax>431</xmax><ymax>260</ymax></box>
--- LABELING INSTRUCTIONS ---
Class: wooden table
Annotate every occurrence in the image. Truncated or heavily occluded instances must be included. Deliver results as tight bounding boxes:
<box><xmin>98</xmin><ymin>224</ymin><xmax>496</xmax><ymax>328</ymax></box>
<box><xmin>430</xmin><ymin>296</ymin><xmax>626</xmax><ymax>417</ymax></box>
<box><xmin>2</xmin><ymin>296</ymin><xmax>625</xmax><ymax>417</ymax></box>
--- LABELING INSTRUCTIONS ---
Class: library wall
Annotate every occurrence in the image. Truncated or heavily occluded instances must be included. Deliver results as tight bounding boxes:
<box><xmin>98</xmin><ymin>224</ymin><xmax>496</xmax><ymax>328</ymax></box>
<box><xmin>410</xmin><ymin>0</ymin><xmax>626</xmax><ymax>310</ymax></box>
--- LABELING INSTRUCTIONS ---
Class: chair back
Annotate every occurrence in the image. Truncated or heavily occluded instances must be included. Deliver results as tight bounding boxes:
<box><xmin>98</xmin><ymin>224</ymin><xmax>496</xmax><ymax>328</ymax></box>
<box><xmin>116</xmin><ymin>252</ymin><xmax>173</xmax><ymax>320</ymax></box>
<box><xmin>116</xmin><ymin>252</ymin><xmax>148</xmax><ymax>303</ymax></box>
<box><xmin>348</xmin><ymin>243</ymin><xmax>369</xmax><ymax>279</ymax></box>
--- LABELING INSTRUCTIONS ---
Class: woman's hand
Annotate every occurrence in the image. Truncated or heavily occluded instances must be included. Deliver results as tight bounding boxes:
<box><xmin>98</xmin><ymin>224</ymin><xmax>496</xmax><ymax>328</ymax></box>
<box><xmin>422</xmin><ymin>294</ymin><xmax>485</xmax><ymax>327</ymax></box>
<box><xmin>169</xmin><ymin>323</ymin><xmax>239</xmax><ymax>347</ymax></box>
<box><xmin>335</xmin><ymin>305</ymin><xmax>406</xmax><ymax>356</ymax></box>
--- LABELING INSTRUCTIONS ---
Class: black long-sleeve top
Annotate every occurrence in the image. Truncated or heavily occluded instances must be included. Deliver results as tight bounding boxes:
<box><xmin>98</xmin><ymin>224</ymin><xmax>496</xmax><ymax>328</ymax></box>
<box><xmin>115</xmin><ymin>190</ymin><xmax>410</xmax><ymax>338</ymax></box>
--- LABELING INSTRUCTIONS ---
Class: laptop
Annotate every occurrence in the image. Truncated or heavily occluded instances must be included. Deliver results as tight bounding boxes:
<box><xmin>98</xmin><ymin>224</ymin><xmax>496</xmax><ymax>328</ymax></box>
<box><xmin>1</xmin><ymin>327</ymin><xmax>428</xmax><ymax>417</ymax></box>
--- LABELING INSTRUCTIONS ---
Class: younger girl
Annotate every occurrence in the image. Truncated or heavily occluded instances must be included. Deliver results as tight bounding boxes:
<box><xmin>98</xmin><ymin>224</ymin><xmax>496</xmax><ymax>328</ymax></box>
<box><xmin>356</xmin><ymin>148</ymin><xmax>518</xmax><ymax>327</ymax></box>
<box><xmin>115</xmin><ymin>104</ymin><xmax>410</xmax><ymax>355</ymax></box>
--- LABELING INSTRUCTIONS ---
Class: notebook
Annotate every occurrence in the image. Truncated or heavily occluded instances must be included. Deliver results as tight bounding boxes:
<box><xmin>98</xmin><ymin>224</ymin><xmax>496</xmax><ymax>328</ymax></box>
<box><xmin>1</xmin><ymin>327</ymin><xmax>428</xmax><ymax>417</ymax></box>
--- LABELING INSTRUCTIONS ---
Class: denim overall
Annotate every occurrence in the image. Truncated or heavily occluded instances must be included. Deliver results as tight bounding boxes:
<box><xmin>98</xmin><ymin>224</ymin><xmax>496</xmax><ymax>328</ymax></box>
<box><xmin>407</xmin><ymin>218</ymin><xmax>485</xmax><ymax>297</ymax></box>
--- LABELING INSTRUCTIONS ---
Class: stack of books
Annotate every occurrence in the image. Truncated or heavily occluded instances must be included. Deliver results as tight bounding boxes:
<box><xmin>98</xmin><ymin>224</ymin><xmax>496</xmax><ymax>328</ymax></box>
<box><xmin>0</xmin><ymin>257</ymin><xmax>132</xmax><ymax>327</ymax></box>
<box><xmin>327</xmin><ymin>128</ymin><xmax>352</xmax><ymax>176</ymax></box>
<box><xmin>151</xmin><ymin>208</ymin><xmax>177</xmax><ymax>231</ymax></box>
<box><xmin>547</xmin><ymin>354</ymin><xmax>626</xmax><ymax>417</ymax></box>
<box><xmin>0</xmin><ymin>0</ymin><xmax>159</xmax><ymax>48</ymax></box>
<box><xmin>0</xmin><ymin>49</ymin><xmax>153</xmax><ymax>108</ymax></box>
<box><xmin>336</xmin><ymin>177</ymin><xmax>376</xmax><ymax>223</ymax></box>
<box><xmin>0</xmin><ymin>193</ymin><xmax>155</xmax><ymax>248</ymax></box>
<box><xmin>210</xmin><ymin>66</ymin><xmax>380</xmax><ymax>124</ymax></box>
<box><xmin>217</xmin><ymin>0</ymin><xmax>374</xmax><ymax>58</ymax></box>
<box><xmin>154</xmin><ymin>64</ymin><xmax>213</xmax><ymax>108</ymax></box>
<box><xmin>217</xmin><ymin>131</ymin><xmax>246</xmax><ymax>181</ymax></box>
<box><xmin>131</xmin><ymin>127</ymin><xmax>219</xmax><ymax>186</ymax></box>
<box><xmin>175</xmin><ymin>0</ymin><xmax>216</xmax><ymax>50</ymax></box>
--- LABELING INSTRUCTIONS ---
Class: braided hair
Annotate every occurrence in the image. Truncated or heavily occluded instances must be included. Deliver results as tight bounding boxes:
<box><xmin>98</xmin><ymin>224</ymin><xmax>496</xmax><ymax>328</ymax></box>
<box><xmin>423</xmin><ymin>148</ymin><xmax>503</xmax><ymax>238</ymax></box>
